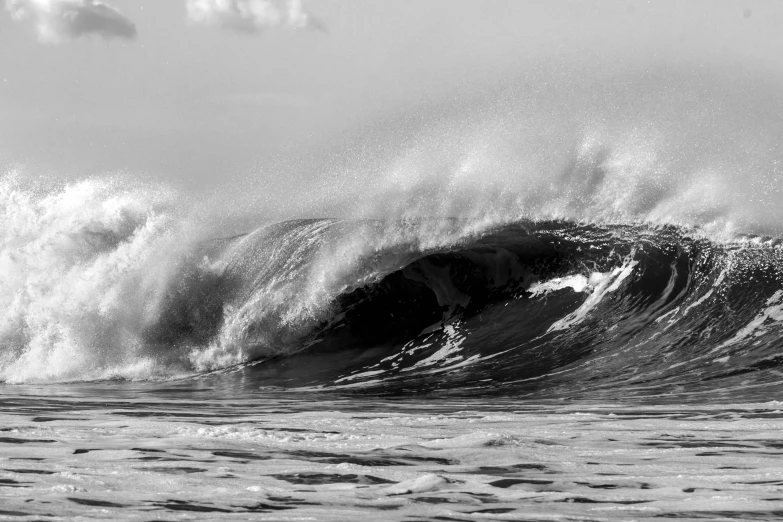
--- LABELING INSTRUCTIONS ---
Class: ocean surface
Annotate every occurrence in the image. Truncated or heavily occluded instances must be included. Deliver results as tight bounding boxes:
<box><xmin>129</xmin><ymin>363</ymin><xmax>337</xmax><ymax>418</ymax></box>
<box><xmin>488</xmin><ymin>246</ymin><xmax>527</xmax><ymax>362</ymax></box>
<box><xmin>2</xmin><ymin>178</ymin><xmax>783</xmax><ymax>520</ymax></box>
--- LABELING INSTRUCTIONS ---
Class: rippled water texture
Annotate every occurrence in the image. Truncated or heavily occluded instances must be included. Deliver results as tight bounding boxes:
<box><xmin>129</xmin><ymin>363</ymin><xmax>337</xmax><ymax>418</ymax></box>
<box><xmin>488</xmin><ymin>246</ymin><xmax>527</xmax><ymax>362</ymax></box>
<box><xmin>3</xmin><ymin>383</ymin><xmax>783</xmax><ymax>521</ymax></box>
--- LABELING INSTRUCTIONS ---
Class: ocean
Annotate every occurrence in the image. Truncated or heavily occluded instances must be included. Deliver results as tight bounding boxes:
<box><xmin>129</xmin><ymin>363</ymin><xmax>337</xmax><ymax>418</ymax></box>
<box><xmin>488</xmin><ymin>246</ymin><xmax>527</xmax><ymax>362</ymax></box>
<box><xmin>2</xmin><ymin>170</ymin><xmax>783</xmax><ymax>519</ymax></box>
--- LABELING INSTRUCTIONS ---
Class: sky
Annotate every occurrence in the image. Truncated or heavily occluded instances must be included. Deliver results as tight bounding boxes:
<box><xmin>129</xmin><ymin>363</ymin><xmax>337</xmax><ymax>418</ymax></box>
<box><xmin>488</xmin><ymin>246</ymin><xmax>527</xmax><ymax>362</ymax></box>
<box><xmin>1</xmin><ymin>0</ymin><xmax>782</xmax><ymax>204</ymax></box>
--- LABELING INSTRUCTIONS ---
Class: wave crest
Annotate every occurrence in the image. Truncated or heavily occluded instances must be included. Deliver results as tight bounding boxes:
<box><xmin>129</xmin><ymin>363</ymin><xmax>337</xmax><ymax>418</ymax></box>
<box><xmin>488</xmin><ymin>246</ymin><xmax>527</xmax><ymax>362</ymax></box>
<box><xmin>0</xmin><ymin>175</ymin><xmax>196</xmax><ymax>382</ymax></box>
<box><xmin>2</xmin><ymin>171</ymin><xmax>783</xmax><ymax>397</ymax></box>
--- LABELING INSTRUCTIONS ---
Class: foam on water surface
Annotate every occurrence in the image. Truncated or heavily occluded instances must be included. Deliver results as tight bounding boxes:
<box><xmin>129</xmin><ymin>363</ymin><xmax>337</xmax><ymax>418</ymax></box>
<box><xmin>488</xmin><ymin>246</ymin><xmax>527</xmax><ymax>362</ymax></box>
<box><xmin>2</xmin><ymin>386</ymin><xmax>783</xmax><ymax>520</ymax></box>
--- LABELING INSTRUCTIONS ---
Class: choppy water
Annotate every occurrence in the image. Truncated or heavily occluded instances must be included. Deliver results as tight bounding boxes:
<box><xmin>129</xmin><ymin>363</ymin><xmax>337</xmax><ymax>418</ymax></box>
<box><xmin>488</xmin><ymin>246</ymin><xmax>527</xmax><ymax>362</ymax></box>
<box><xmin>3</xmin><ymin>383</ymin><xmax>783</xmax><ymax>520</ymax></box>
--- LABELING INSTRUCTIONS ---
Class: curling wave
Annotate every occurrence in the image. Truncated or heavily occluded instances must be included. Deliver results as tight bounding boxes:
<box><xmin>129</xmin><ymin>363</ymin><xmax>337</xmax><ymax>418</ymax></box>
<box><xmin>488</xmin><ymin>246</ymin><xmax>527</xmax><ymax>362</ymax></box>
<box><xmin>216</xmin><ymin>219</ymin><xmax>783</xmax><ymax>400</ymax></box>
<box><xmin>6</xmin><ymin>170</ymin><xmax>783</xmax><ymax>402</ymax></box>
<box><xmin>2</xmin><ymin>86</ymin><xmax>783</xmax><ymax>396</ymax></box>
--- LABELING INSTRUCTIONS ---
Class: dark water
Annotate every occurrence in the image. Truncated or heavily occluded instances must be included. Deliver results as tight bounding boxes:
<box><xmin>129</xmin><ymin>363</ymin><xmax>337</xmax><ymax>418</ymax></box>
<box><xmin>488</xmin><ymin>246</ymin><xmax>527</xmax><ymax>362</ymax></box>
<box><xmin>162</xmin><ymin>219</ymin><xmax>783</xmax><ymax>403</ymax></box>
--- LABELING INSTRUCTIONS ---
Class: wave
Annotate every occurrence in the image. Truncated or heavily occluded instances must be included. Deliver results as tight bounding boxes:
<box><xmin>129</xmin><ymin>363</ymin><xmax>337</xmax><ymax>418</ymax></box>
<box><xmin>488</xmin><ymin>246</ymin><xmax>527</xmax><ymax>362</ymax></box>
<box><xmin>3</xmin><ymin>173</ymin><xmax>782</xmax><ymax>400</ymax></box>
<box><xmin>4</xmin><ymin>66</ymin><xmax>783</xmax><ymax>393</ymax></box>
<box><xmin>236</xmin><ymin>220</ymin><xmax>783</xmax><ymax>399</ymax></box>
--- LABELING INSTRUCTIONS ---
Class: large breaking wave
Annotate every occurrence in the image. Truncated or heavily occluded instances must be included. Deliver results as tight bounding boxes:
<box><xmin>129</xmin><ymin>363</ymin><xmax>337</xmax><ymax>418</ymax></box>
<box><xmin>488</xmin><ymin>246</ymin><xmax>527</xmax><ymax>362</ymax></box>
<box><xmin>2</xmin><ymin>172</ymin><xmax>783</xmax><ymax>401</ymax></box>
<box><xmin>2</xmin><ymin>67</ymin><xmax>783</xmax><ymax>397</ymax></box>
<box><xmin>198</xmin><ymin>219</ymin><xmax>783</xmax><ymax>399</ymax></box>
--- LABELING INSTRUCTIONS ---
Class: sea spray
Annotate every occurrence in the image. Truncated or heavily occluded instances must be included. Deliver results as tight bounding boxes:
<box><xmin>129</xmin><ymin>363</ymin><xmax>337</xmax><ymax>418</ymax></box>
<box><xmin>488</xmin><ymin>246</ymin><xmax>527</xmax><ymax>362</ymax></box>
<box><xmin>0</xmin><ymin>174</ymin><xmax>197</xmax><ymax>382</ymax></box>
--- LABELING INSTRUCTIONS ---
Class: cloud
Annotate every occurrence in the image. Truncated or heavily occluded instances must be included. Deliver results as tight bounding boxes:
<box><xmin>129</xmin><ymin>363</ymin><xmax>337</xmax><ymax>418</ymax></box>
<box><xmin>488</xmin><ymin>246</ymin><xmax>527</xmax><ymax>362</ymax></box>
<box><xmin>186</xmin><ymin>0</ymin><xmax>324</xmax><ymax>33</ymax></box>
<box><xmin>5</xmin><ymin>0</ymin><xmax>137</xmax><ymax>43</ymax></box>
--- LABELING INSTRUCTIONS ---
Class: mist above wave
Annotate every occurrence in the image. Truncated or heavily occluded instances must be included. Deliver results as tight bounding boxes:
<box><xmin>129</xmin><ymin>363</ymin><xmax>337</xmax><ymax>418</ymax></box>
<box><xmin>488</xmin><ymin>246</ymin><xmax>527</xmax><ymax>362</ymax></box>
<box><xmin>282</xmin><ymin>65</ymin><xmax>783</xmax><ymax>240</ymax></box>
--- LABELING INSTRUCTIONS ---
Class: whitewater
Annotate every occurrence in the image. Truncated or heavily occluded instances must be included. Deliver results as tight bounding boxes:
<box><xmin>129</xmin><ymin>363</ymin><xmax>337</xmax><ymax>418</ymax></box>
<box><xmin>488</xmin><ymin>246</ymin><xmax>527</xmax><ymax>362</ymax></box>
<box><xmin>2</xmin><ymin>66</ymin><xmax>783</xmax><ymax>520</ymax></box>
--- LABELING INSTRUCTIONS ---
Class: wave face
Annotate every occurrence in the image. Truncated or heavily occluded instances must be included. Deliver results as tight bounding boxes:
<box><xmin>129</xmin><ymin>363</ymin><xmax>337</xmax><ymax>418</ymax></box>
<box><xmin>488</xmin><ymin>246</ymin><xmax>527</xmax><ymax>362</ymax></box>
<box><xmin>4</xmin><ymin>172</ymin><xmax>782</xmax><ymax>401</ymax></box>
<box><xmin>235</xmin><ymin>220</ymin><xmax>783</xmax><ymax>400</ymax></box>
